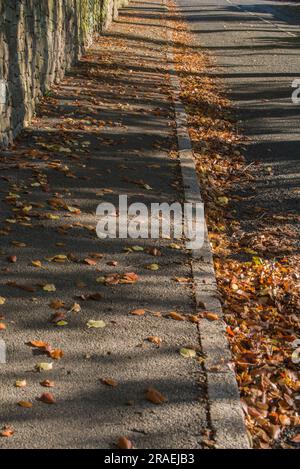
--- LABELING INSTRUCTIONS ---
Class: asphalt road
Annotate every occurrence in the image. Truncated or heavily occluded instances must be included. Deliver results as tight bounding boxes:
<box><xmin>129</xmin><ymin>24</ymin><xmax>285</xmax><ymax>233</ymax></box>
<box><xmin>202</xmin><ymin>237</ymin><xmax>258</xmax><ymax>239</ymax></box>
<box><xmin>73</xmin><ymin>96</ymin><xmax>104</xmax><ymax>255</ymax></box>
<box><xmin>176</xmin><ymin>0</ymin><xmax>300</xmax><ymax>249</ymax></box>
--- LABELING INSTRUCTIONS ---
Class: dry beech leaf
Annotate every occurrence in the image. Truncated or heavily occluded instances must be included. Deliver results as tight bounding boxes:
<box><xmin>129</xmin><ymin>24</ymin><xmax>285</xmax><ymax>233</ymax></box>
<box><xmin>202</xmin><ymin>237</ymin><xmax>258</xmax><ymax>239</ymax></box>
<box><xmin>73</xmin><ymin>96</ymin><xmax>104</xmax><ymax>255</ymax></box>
<box><xmin>146</xmin><ymin>387</ymin><xmax>167</xmax><ymax>405</ymax></box>
<box><xmin>188</xmin><ymin>315</ymin><xmax>200</xmax><ymax>323</ymax></box>
<box><xmin>15</xmin><ymin>380</ymin><xmax>27</xmax><ymax>388</ymax></box>
<box><xmin>84</xmin><ymin>258</ymin><xmax>97</xmax><ymax>266</ymax></box>
<box><xmin>8</xmin><ymin>255</ymin><xmax>17</xmax><ymax>263</ymax></box>
<box><xmin>167</xmin><ymin>311</ymin><xmax>185</xmax><ymax>321</ymax></box>
<box><xmin>27</xmin><ymin>340</ymin><xmax>49</xmax><ymax>349</ymax></box>
<box><xmin>49</xmin><ymin>300</ymin><xmax>65</xmax><ymax>309</ymax></box>
<box><xmin>101</xmin><ymin>378</ymin><xmax>118</xmax><ymax>387</ymax></box>
<box><xmin>0</xmin><ymin>427</ymin><xmax>14</xmax><ymax>438</ymax></box>
<box><xmin>18</xmin><ymin>401</ymin><xmax>33</xmax><ymax>409</ymax></box>
<box><xmin>40</xmin><ymin>380</ymin><xmax>55</xmax><ymax>388</ymax></box>
<box><xmin>130</xmin><ymin>309</ymin><xmax>146</xmax><ymax>316</ymax></box>
<box><xmin>173</xmin><ymin>277</ymin><xmax>190</xmax><ymax>283</ymax></box>
<box><xmin>201</xmin><ymin>312</ymin><xmax>219</xmax><ymax>321</ymax></box>
<box><xmin>39</xmin><ymin>393</ymin><xmax>56</xmax><ymax>404</ymax></box>
<box><xmin>147</xmin><ymin>336</ymin><xmax>162</xmax><ymax>346</ymax></box>
<box><xmin>49</xmin><ymin>349</ymin><xmax>64</xmax><ymax>360</ymax></box>
<box><xmin>120</xmin><ymin>272</ymin><xmax>138</xmax><ymax>284</ymax></box>
<box><xmin>117</xmin><ymin>437</ymin><xmax>133</xmax><ymax>449</ymax></box>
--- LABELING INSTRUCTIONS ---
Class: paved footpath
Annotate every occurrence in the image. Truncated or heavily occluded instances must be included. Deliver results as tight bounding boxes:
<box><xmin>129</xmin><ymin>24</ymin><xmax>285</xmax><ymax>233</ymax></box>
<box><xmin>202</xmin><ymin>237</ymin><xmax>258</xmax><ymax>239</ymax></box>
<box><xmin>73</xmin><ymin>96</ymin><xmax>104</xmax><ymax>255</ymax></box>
<box><xmin>0</xmin><ymin>0</ymin><xmax>209</xmax><ymax>449</ymax></box>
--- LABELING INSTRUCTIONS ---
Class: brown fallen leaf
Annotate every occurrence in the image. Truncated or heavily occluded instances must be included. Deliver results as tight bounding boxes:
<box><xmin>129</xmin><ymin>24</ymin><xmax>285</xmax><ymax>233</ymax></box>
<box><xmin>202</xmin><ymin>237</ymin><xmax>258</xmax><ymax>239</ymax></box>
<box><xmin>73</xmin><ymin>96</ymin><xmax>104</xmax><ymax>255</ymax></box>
<box><xmin>291</xmin><ymin>434</ymin><xmax>300</xmax><ymax>443</ymax></box>
<box><xmin>107</xmin><ymin>261</ymin><xmax>118</xmax><ymax>266</ymax></box>
<box><xmin>147</xmin><ymin>336</ymin><xmax>162</xmax><ymax>346</ymax></box>
<box><xmin>0</xmin><ymin>323</ymin><xmax>6</xmax><ymax>331</ymax></box>
<box><xmin>15</xmin><ymin>380</ymin><xmax>27</xmax><ymax>388</ymax></box>
<box><xmin>173</xmin><ymin>277</ymin><xmax>190</xmax><ymax>283</ymax></box>
<box><xmin>167</xmin><ymin>311</ymin><xmax>185</xmax><ymax>321</ymax></box>
<box><xmin>39</xmin><ymin>393</ymin><xmax>56</xmax><ymax>404</ymax></box>
<box><xmin>146</xmin><ymin>387</ymin><xmax>168</xmax><ymax>405</ymax></box>
<box><xmin>40</xmin><ymin>380</ymin><xmax>55</xmax><ymax>388</ymax></box>
<box><xmin>27</xmin><ymin>340</ymin><xmax>49</xmax><ymax>349</ymax></box>
<box><xmin>50</xmin><ymin>312</ymin><xmax>66</xmax><ymax>324</ymax></box>
<box><xmin>188</xmin><ymin>315</ymin><xmax>200</xmax><ymax>323</ymax></box>
<box><xmin>49</xmin><ymin>349</ymin><xmax>64</xmax><ymax>360</ymax></box>
<box><xmin>130</xmin><ymin>309</ymin><xmax>146</xmax><ymax>316</ymax></box>
<box><xmin>8</xmin><ymin>255</ymin><xmax>17</xmax><ymax>263</ymax></box>
<box><xmin>121</xmin><ymin>272</ymin><xmax>138</xmax><ymax>284</ymax></box>
<box><xmin>84</xmin><ymin>258</ymin><xmax>97</xmax><ymax>266</ymax></box>
<box><xmin>49</xmin><ymin>300</ymin><xmax>66</xmax><ymax>310</ymax></box>
<box><xmin>117</xmin><ymin>436</ymin><xmax>134</xmax><ymax>449</ymax></box>
<box><xmin>18</xmin><ymin>401</ymin><xmax>33</xmax><ymax>409</ymax></box>
<box><xmin>0</xmin><ymin>426</ymin><xmax>14</xmax><ymax>438</ymax></box>
<box><xmin>201</xmin><ymin>312</ymin><xmax>220</xmax><ymax>321</ymax></box>
<box><xmin>100</xmin><ymin>378</ymin><xmax>118</xmax><ymax>387</ymax></box>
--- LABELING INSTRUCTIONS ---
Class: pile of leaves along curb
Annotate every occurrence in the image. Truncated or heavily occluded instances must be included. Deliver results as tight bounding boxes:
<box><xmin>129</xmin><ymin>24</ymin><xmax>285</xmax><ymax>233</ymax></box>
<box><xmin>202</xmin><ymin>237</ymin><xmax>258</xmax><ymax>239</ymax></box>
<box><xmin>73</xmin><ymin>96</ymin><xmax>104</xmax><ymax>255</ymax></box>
<box><xmin>168</xmin><ymin>2</ymin><xmax>300</xmax><ymax>449</ymax></box>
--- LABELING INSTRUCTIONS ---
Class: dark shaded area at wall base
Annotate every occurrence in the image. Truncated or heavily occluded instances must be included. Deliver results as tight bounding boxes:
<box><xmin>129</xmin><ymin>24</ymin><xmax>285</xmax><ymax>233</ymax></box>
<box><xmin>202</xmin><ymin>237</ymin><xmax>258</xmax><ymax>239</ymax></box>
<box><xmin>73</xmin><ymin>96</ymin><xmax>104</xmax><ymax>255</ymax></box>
<box><xmin>0</xmin><ymin>0</ymin><xmax>128</xmax><ymax>148</ymax></box>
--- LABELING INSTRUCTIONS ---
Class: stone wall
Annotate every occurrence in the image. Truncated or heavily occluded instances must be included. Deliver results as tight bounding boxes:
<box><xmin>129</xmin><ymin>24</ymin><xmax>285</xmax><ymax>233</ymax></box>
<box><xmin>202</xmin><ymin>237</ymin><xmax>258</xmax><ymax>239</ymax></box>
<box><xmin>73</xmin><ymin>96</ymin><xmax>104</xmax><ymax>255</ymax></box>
<box><xmin>0</xmin><ymin>0</ymin><xmax>127</xmax><ymax>147</ymax></box>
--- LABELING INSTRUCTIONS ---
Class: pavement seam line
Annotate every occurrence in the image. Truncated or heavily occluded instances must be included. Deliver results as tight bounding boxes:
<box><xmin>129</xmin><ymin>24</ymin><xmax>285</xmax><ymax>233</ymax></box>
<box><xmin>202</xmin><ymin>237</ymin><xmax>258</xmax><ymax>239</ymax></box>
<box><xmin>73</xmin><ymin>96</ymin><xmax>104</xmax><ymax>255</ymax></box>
<box><xmin>164</xmin><ymin>0</ymin><xmax>250</xmax><ymax>449</ymax></box>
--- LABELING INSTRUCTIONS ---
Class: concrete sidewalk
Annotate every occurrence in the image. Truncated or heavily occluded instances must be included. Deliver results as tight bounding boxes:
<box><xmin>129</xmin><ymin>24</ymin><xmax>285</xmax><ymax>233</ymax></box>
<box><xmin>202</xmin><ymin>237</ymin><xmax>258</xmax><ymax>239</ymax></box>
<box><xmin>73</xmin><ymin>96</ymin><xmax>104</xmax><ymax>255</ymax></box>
<box><xmin>0</xmin><ymin>0</ymin><xmax>208</xmax><ymax>449</ymax></box>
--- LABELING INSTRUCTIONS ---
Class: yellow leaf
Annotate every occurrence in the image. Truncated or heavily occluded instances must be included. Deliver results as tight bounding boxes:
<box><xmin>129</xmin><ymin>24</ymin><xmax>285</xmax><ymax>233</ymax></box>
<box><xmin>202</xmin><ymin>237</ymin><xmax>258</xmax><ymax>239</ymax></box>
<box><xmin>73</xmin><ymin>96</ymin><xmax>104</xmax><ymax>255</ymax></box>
<box><xmin>43</xmin><ymin>284</ymin><xmax>56</xmax><ymax>292</ymax></box>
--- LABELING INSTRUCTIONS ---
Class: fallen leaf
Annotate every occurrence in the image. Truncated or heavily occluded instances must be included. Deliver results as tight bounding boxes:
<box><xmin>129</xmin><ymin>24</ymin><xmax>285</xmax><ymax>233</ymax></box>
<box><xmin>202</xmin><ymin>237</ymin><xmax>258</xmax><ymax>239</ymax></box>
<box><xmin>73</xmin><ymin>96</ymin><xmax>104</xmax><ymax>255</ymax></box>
<box><xmin>84</xmin><ymin>258</ymin><xmax>97</xmax><ymax>266</ymax></box>
<box><xmin>120</xmin><ymin>272</ymin><xmax>138</xmax><ymax>284</ymax></box>
<box><xmin>8</xmin><ymin>255</ymin><xmax>17</xmax><ymax>263</ymax></box>
<box><xmin>169</xmin><ymin>243</ymin><xmax>181</xmax><ymax>250</ymax></box>
<box><xmin>87</xmin><ymin>320</ymin><xmax>106</xmax><ymax>329</ymax></box>
<box><xmin>39</xmin><ymin>392</ymin><xmax>56</xmax><ymax>404</ymax></box>
<box><xmin>69</xmin><ymin>303</ymin><xmax>81</xmax><ymax>313</ymax></box>
<box><xmin>32</xmin><ymin>260</ymin><xmax>42</xmax><ymax>268</ymax></box>
<box><xmin>43</xmin><ymin>284</ymin><xmax>56</xmax><ymax>292</ymax></box>
<box><xmin>117</xmin><ymin>437</ymin><xmax>133</xmax><ymax>449</ymax></box>
<box><xmin>201</xmin><ymin>312</ymin><xmax>220</xmax><ymax>321</ymax></box>
<box><xmin>146</xmin><ymin>387</ymin><xmax>167</xmax><ymax>405</ymax></box>
<box><xmin>18</xmin><ymin>401</ymin><xmax>33</xmax><ymax>409</ymax></box>
<box><xmin>36</xmin><ymin>362</ymin><xmax>53</xmax><ymax>372</ymax></box>
<box><xmin>0</xmin><ymin>426</ymin><xmax>14</xmax><ymax>438</ymax></box>
<box><xmin>56</xmin><ymin>320</ymin><xmax>68</xmax><ymax>327</ymax></box>
<box><xmin>146</xmin><ymin>263</ymin><xmax>160</xmax><ymax>271</ymax></box>
<box><xmin>147</xmin><ymin>336</ymin><xmax>162</xmax><ymax>346</ymax></box>
<box><xmin>0</xmin><ymin>323</ymin><xmax>6</xmax><ymax>331</ymax></box>
<box><xmin>173</xmin><ymin>277</ymin><xmax>190</xmax><ymax>283</ymax></box>
<box><xmin>180</xmin><ymin>348</ymin><xmax>197</xmax><ymax>359</ymax></box>
<box><xmin>49</xmin><ymin>300</ymin><xmax>65</xmax><ymax>309</ymax></box>
<box><xmin>15</xmin><ymin>380</ymin><xmax>27</xmax><ymax>388</ymax></box>
<box><xmin>130</xmin><ymin>309</ymin><xmax>146</xmax><ymax>316</ymax></box>
<box><xmin>49</xmin><ymin>349</ymin><xmax>64</xmax><ymax>360</ymax></box>
<box><xmin>27</xmin><ymin>340</ymin><xmax>49</xmax><ymax>349</ymax></box>
<box><xmin>217</xmin><ymin>196</ymin><xmax>229</xmax><ymax>206</ymax></box>
<box><xmin>40</xmin><ymin>380</ymin><xmax>55</xmax><ymax>388</ymax></box>
<box><xmin>100</xmin><ymin>378</ymin><xmax>118</xmax><ymax>387</ymax></box>
<box><xmin>167</xmin><ymin>311</ymin><xmax>185</xmax><ymax>321</ymax></box>
<box><xmin>0</xmin><ymin>297</ymin><xmax>6</xmax><ymax>305</ymax></box>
